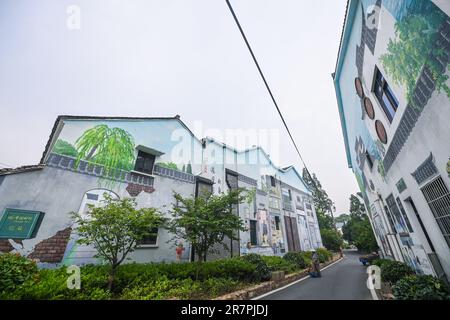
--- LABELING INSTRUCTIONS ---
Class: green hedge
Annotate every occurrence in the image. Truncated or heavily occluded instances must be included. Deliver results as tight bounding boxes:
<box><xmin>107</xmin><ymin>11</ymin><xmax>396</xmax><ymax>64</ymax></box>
<box><xmin>0</xmin><ymin>256</ymin><xmax>262</xmax><ymax>300</ymax></box>
<box><xmin>283</xmin><ymin>252</ymin><xmax>308</xmax><ymax>269</ymax></box>
<box><xmin>392</xmin><ymin>275</ymin><xmax>450</xmax><ymax>300</ymax></box>
<box><xmin>316</xmin><ymin>248</ymin><xmax>333</xmax><ymax>263</ymax></box>
<box><xmin>0</xmin><ymin>253</ymin><xmax>38</xmax><ymax>294</ymax></box>
<box><xmin>1</xmin><ymin>249</ymin><xmax>334</xmax><ymax>300</ymax></box>
<box><xmin>371</xmin><ymin>259</ymin><xmax>391</xmax><ymax>268</ymax></box>
<box><xmin>380</xmin><ymin>260</ymin><xmax>414</xmax><ymax>285</ymax></box>
<box><xmin>262</xmin><ymin>256</ymin><xmax>297</xmax><ymax>274</ymax></box>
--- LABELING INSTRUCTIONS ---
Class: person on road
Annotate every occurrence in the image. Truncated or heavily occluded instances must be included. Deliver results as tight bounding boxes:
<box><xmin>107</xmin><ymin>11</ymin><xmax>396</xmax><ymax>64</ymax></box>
<box><xmin>309</xmin><ymin>250</ymin><xmax>321</xmax><ymax>278</ymax></box>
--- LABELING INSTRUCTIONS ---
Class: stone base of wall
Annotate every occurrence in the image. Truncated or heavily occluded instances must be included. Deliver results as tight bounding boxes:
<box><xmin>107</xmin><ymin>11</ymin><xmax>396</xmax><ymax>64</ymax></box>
<box><xmin>214</xmin><ymin>254</ymin><xmax>342</xmax><ymax>300</ymax></box>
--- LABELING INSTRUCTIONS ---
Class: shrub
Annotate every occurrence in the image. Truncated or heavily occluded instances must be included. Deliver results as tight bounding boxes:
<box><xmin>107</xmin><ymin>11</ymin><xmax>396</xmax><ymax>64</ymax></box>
<box><xmin>0</xmin><ymin>253</ymin><xmax>38</xmax><ymax>294</ymax></box>
<box><xmin>381</xmin><ymin>260</ymin><xmax>414</xmax><ymax>285</ymax></box>
<box><xmin>316</xmin><ymin>248</ymin><xmax>333</xmax><ymax>263</ymax></box>
<box><xmin>320</xmin><ymin>229</ymin><xmax>343</xmax><ymax>252</ymax></box>
<box><xmin>241</xmin><ymin>254</ymin><xmax>271</xmax><ymax>282</ymax></box>
<box><xmin>371</xmin><ymin>259</ymin><xmax>390</xmax><ymax>268</ymax></box>
<box><xmin>262</xmin><ymin>256</ymin><xmax>297</xmax><ymax>273</ymax></box>
<box><xmin>392</xmin><ymin>275</ymin><xmax>450</xmax><ymax>300</ymax></box>
<box><xmin>283</xmin><ymin>252</ymin><xmax>308</xmax><ymax>269</ymax></box>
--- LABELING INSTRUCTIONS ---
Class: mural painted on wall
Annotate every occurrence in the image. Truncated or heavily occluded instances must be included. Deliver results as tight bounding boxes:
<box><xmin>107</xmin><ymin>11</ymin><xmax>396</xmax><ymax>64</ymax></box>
<box><xmin>256</xmin><ymin>210</ymin><xmax>270</xmax><ymax>247</ymax></box>
<box><xmin>62</xmin><ymin>189</ymin><xmax>118</xmax><ymax>266</ymax></box>
<box><xmin>380</xmin><ymin>0</ymin><xmax>450</xmax><ymax>107</ymax></box>
<box><xmin>50</xmin><ymin>119</ymin><xmax>202</xmax><ymax>190</ymax></box>
<box><xmin>269</xmin><ymin>214</ymin><xmax>285</xmax><ymax>255</ymax></box>
<box><xmin>342</xmin><ymin>0</ymin><xmax>449</xmax><ymax>208</ymax></box>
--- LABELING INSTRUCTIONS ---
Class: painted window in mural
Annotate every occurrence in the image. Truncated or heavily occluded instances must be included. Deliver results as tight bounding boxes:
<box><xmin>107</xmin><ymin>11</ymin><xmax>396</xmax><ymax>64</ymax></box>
<box><xmin>249</xmin><ymin>220</ymin><xmax>257</xmax><ymax>245</ymax></box>
<box><xmin>373</xmin><ymin>68</ymin><xmax>399</xmax><ymax>122</ymax></box>
<box><xmin>63</xmin><ymin>189</ymin><xmax>119</xmax><ymax>265</ymax></box>
<box><xmin>134</xmin><ymin>150</ymin><xmax>156</xmax><ymax>175</ymax></box>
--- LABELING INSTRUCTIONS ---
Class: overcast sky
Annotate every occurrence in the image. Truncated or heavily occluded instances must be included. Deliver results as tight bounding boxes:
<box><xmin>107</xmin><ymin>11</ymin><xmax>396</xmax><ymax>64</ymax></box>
<box><xmin>0</xmin><ymin>0</ymin><xmax>358</xmax><ymax>215</ymax></box>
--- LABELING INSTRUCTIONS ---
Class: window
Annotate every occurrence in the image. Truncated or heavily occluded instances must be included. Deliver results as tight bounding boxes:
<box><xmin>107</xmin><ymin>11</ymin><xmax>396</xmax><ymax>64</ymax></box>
<box><xmin>134</xmin><ymin>150</ymin><xmax>156</xmax><ymax>174</ymax></box>
<box><xmin>288</xmin><ymin>190</ymin><xmax>292</xmax><ymax>201</ymax></box>
<box><xmin>386</xmin><ymin>195</ymin><xmax>406</xmax><ymax>233</ymax></box>
<box><xmin>396</xmin><ymin>197</ymin><xmax>413</xmax><ymax>233</ymax></box>
<box><xmin>373</xmin><ymin>68</ymin><xmax>399</xmax><ymax>123</ymax></box>
<box><xmin>138</xmin><ymin>227</ymin><xmax>158</xmax><ymax>246</ymax></box>
<box><xmin>275</xmin><ymin>216</ymin><xmax>280</xmax><ymax>230</ymax></box>
<box><xmin>421</xmin><ymin>177</ymin><xmax>450</xmax><ymax>248</ymax></box>
<box><xmin>365</xmin><ymin>151</ymin><xmax>374</xmax><ymax>169</ymax></box>
<box><xmin>250</xmin><ymin>220</ymin><xmax>257</xmax><ymax>245</ymax></box>
<box><xmin>270</xmin><ymin>176</ymin><xmax>276</xmax><ymax>187</ymax></box>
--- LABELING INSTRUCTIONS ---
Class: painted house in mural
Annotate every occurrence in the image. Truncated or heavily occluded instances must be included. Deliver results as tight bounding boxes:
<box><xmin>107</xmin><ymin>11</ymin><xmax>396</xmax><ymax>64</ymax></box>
<box><xmin>334</xmin><ymin>0</ymin><xmax>450</xmax><ymax>281</ymax></box>
<box><xmin>0</xmin><ymin>115</ymin><xmax>321</xmax><ymax>266</ymax></box>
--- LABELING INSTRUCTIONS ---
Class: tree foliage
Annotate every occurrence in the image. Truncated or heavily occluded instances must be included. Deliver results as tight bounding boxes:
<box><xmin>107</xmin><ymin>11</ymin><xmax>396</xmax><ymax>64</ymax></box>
<box><xmin>53</xmin><ymin>139</ymin><xmax>78</xmax><ymax>157</ymax></box>
<box><xmin>167</xmin><ymin>189</ymin><xmax>249</xmax><ymax>262</ymax></box>
<box><xmin>302</xmin><ymin>169</ymin><xmax>335</xmax><ymax>231</ymax></box>
<box><xmin>381</xmin><ymin>10</ymin><xmax>449</xmax><ymax>107</ymax></box>
<box><xmin>320</xmin><ymin>229</ymin><xmax>343</xmax><ymax>252</ymax></box>
<box><xmin>71</xmin><ymin>194</ymin><xmax>164</xmax><ymax>290</ymax></box>
<box><xmin>342</xmin><ymin>194</ymin><xmax>378</xmax><ymax>252</ymax></box>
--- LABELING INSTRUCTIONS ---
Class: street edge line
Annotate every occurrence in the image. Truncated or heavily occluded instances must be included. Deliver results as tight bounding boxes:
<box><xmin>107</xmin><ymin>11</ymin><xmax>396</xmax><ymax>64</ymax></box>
<box><xmin>251</xmin><ymin>257</ymin><xmax>345</xmax><ymax>300</ymax></box>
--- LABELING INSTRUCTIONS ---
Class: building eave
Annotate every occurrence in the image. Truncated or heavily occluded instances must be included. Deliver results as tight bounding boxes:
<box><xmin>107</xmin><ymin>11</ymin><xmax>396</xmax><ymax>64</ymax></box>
<box><xmin>333</xmin><ymin>0</ymin><xmax>360</xmax><ymax>169</ymax></box>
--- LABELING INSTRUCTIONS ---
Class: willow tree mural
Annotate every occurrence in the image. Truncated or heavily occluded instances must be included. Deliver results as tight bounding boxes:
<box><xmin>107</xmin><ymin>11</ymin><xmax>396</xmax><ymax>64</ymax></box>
<box><xmin>75</xmin><ymin>125</ymin><xmax>136</xmax><ymax>178</ymax></box>
<box><xmin>381</xmin><ymin>4</ymin><xmax>449</xmax><ymax>108</ymax></box>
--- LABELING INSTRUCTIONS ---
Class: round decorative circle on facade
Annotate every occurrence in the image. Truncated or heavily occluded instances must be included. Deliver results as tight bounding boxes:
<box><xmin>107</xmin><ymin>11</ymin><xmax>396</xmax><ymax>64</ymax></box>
<box><xmin>364</xmin><ymin>97</ymin><xmax>375</xmax><ymax>119</ymax></box>
<box><xmin>375</xmin><ymin>120</ymin><xmax>388</xmax><ymax>144</ymax></box>
<box><xmin>355</xmin><ymin>77</ymin><xmax>364</xmax><ymax>98</ymax></box>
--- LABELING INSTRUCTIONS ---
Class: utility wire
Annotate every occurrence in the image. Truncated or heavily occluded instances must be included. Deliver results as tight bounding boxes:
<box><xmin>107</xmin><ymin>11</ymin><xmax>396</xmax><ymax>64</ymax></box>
<box><xmin>225</xmin><ymin>0</ymin><xmax>321</xmax><ymax>195</ymax></box>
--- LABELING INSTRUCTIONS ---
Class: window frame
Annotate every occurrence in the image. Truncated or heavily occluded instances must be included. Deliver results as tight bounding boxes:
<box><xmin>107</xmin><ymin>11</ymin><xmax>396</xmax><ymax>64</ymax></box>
<box><xmin>133</xmin><ymin>150</ymin><xmax>156</xmax><ymax>175</ymax></box>
<box><xmin>137</xmin><ymin>227</ymin><xmax>159</xmax><ymax>248</ymax></box>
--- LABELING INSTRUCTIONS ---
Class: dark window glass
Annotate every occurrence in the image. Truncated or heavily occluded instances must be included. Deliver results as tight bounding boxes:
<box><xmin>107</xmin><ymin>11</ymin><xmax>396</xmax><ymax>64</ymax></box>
<box><xmin>138</xmin><ymin>227</ymin><xmax>158</xmax><ymax>245</ymax></box>
<box><xmin>373</xmin><ymin>68</ymin><xmax>398</xmax><ymax>123</ymax></box>
<box><xmin>365</xmin><ymin>151</ymin><xmax>374</xmax><ymax>169</ymax></box>
<box><xmin>288</xmin><ymin>190</ymin><xmax>292</xmax><ymax>200</ymax></box>
<box><xmin>134</xmin><ymin>150</ymin><xmax>155</xmax><ymax>174</ymax></box>
<box><xmin>275</xmin><ymin>216</ymin><xmax>280</xmax><ymax>230</ymax></box>
<box><xmin>396</xmin><ymin>197</ymin><xmax>413</xmax><ymax>233</ymax></box>
<box><xmin>270</xmin><ymin>176</ymin><xmax>276</xmax><ymax>187</ymax></box>
<box><xmin>250</xmin><ymin>220</ymin><xmax>257</xmax><ymax>245</ymax></box>
<box><xmin>86</xmin><ymin>193</ymin><xmax>99</xmax><ymax>201</ymax></box>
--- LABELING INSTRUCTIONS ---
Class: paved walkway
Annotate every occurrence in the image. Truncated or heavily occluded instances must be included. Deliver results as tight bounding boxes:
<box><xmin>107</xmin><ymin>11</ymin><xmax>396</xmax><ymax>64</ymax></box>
<box><xmin>259</xmin><ymin>251</ymin><xmax>372</xmax><ymax>300</ymax></box>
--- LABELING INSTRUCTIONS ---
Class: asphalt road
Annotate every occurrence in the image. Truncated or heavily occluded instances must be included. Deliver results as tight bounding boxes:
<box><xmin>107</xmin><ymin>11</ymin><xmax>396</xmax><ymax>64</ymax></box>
<box><xmin>259</xmin><ymin>250</ymin><xmax>372</xmax><ymax>300</ymax></box>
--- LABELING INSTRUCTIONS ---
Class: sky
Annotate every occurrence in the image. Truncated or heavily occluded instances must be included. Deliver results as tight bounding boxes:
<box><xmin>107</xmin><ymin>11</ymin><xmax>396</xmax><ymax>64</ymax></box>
<box><xmin>0</xmin><ymin>0</ymin><xmax>358</xmax><ymax>215</ymax></box>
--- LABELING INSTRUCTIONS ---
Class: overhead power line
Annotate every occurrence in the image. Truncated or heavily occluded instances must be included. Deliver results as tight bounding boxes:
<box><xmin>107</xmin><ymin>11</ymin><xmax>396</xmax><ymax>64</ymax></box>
<box><xmin>225</xmin><ymin>0</ymin><xmax>320</xmax><ymax>194</ymax></box>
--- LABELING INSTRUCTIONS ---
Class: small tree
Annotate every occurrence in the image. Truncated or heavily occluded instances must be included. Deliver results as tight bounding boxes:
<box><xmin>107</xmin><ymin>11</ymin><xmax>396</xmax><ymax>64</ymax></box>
<box><xmin>71</xmin><ymin>195</ymin><xmax>164</xmax><ymax>290</ymax></box>
<box><xmin>321</xmin><ymin>229</ymin><xmax>343</xmax><ymax>252</ymax></box>
<box><xmin>168</xmin><ymin>188</ymin><xmax>248</xmax><ymax>262</ymax></box>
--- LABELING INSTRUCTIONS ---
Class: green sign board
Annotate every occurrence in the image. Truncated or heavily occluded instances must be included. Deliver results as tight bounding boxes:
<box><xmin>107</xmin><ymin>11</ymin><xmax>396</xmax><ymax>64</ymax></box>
<box><xmin>0</xmin><ymin>208</ymin><xmax>44</xmax><ymax>239</ymax></box>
